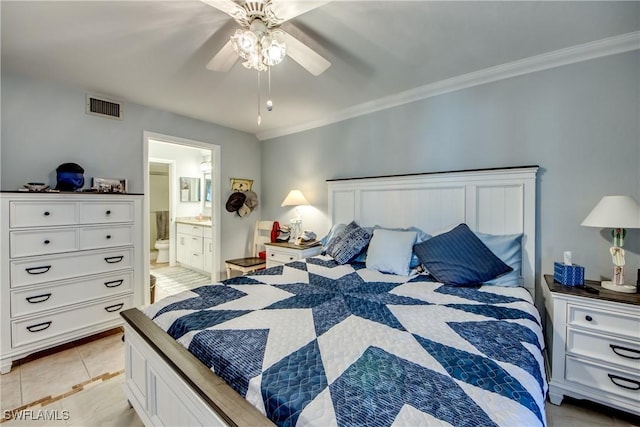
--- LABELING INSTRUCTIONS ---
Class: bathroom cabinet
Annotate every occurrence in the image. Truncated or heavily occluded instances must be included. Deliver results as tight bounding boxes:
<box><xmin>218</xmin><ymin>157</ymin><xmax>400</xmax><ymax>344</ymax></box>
<box><xmin>0</xmin><ymin>192</ymin><xmax>144</xmax><ymax>373</ymax></box>
<box><xmin>176</xmin><ymin>222</ymin><xmax>211</xmax><ymax>273</ymax></box>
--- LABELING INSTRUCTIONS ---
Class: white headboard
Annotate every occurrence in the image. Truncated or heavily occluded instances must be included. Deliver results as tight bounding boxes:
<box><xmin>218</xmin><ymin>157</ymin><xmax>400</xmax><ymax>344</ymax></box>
<box><xmin>327</xmin><ymin>166</ymin><xmax>539</xmax><ymax>296</ymax></box>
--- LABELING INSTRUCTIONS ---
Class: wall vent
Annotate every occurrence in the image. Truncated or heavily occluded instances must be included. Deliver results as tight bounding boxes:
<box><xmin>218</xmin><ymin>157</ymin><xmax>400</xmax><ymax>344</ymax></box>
<box><xmin>86</xmin><ymin>93</ymin><xmax>124</xmax><ymax>120</ymax></box>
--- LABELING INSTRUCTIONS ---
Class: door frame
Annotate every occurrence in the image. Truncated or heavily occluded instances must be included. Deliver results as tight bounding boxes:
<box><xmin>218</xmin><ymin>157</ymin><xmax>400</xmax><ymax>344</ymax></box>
<box><xmin>143</xmin><ymin>131</ymin><xmax>221</xmax><ymax>282</ymax></box>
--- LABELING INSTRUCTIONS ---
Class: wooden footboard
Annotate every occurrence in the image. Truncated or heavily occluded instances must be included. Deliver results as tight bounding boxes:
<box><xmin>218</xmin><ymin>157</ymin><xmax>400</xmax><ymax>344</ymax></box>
<box><xmin>120</xmin><ymin>308</ymin><xmax>274</xmax><ymax>427</ymax></box>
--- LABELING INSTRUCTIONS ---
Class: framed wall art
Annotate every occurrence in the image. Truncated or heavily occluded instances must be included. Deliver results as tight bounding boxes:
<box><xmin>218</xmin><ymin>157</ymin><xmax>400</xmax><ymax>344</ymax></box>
<box><xmin>230</xmin><ymin>178</ymin><xmax>253</xmax><ymax>192</ymax></box>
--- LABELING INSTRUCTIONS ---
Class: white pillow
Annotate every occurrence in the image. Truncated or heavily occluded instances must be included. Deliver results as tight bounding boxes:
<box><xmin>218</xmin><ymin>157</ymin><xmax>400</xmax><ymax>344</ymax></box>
<box><xmin>366</xmin><ymin>229</ymin><xmax>417</xmax><ymax>276</ymax></box>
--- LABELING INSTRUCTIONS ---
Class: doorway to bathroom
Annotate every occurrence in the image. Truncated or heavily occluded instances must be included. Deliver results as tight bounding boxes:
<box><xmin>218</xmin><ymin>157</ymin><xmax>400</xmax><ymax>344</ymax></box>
<box><xmin>143</xmin><ymin>131</ymin><xmax>221</xmax><ymax>303</ymax></box>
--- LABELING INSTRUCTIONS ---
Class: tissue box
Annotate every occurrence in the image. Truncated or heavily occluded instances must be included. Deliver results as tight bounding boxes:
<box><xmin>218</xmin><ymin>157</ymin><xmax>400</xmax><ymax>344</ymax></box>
<box><xmin>554</xmin><ymin>262</ymin><xmax>585</xmax><ymax>286</ymax></box>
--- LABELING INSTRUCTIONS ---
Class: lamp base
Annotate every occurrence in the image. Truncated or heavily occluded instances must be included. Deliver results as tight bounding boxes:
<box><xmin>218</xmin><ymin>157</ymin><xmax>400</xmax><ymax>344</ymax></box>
<box><xmin>601</xmin><ymin>281</ymin><xmax>637</xmax><ymax>294</ymax></box>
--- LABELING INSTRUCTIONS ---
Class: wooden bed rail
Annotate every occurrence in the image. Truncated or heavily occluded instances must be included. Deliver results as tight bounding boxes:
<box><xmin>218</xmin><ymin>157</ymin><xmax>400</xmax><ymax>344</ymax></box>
<box><xmin>121</xmin><ymin>308</ymin><xmax>274</xmax><ymax>427</ymax></box>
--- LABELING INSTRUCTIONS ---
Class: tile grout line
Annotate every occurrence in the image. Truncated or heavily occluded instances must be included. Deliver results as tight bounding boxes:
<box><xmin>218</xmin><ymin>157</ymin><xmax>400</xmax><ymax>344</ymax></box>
<box><xmin>0</xmin><ymin>369</ymin><xmax>125</xmax><ymax>424</ymax></box>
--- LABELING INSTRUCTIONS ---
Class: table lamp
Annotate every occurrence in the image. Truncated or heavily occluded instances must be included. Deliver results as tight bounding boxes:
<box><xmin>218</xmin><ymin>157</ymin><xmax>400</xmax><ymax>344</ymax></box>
<box><xmin>581</xmin><ymin>195</ymin><xmax>640</xmax><ymax>293</ymax></box>
<box><xmin>281</xmin><ymin>189</ymin><xmax>309</xmax><ymax>242</ymax></box>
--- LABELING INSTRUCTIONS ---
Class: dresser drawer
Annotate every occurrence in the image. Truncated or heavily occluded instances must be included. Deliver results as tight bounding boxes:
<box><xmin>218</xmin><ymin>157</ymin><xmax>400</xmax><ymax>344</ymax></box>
<box><xmin>568</xmin><ymin>304</ymin><xmax>639</xmax><ymax>340</ymax></box>
<box><xmin>566</xmin><ymin>356</ymin><xmax>640</xmax><ymax>402</ymax></box>
<box><xmin>11</xmin><ymin>295</ymin><xmax>132</xmax><ymax>347</ymax></box>
<box><xmin>568</xmin><ymin>329</ymin><xmax>640</xmax><ymax>371</ymax></box>
<box><xmin>80</xmin><ymin>225</ymin><xmax>133</xmax><ymax>249</ymax></box>
<box><xmin>10</xmin><ymin>228</ymin><xmax>78</xmax><ymax>258</ymax></box>
<box><xmin>10</xmin><ymin>202</ymin><xmax>78</xmax><ymax>228</ymax></box>
<box><xmin>80</xmin><ymin>201</ymin><xmax>134</xmax><ymax>224</ymax></box>
<box><xmin>10</xmin><ymin>248</ymin><xmax>134</xmax><ymax>288</ymax></box>
<box><xmin>10</xmin><ymin>271</ymin><xmax>134</xmax><ymax>318</ymax></box>
<box><xmin>176</xmin><ymin>223</ymin><xmax>205</xmax><ymax>237</ymax></box>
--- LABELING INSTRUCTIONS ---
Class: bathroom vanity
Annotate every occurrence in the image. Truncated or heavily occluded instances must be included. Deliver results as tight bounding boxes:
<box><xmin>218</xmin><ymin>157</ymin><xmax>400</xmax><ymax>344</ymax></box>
<box><xmin>175</xmin><ymin>218</ymin><xmax>212</xmax><ymax>275</ymax></box>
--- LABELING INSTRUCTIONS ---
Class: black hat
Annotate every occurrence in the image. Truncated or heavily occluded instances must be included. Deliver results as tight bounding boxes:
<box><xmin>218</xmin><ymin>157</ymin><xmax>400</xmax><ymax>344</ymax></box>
<box><xmin>225</xmin><ymin>192</ymin><xmax>246</xmax><ymax>213</ymax></box>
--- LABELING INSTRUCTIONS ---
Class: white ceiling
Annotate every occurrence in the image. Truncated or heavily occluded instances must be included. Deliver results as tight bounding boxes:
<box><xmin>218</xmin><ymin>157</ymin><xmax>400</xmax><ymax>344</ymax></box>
<box><xmin>2</xmin><ymin>1</ymin><xmax>638</xmax><ymax>139</ymax></box>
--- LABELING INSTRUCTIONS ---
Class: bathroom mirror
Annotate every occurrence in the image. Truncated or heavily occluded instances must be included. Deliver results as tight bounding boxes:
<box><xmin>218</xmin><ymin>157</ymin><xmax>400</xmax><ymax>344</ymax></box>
<box><xmin>204</xmin><ymin>173</ymin><xmax>212</xmax><ymax>207</ymax></box>
<box><xmin>180</xmin><ymin>177</ymin><xmax>201</xmax><ymax>202</ymax></box>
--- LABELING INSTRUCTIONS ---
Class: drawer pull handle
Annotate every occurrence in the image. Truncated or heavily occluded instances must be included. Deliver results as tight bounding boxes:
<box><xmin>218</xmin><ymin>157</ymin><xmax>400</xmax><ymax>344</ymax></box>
<box><xmin>106</xmin><ymin>210</ymin><xmax>112</xmax><ymax>215</ymax></box>
<box><xmin>25</xmin><ymin>265</ymin><xmax>51</xmax><ymax>275</ymax></box>
<box><xmin>607</xmin><ymin>374</ymin><xmax>640</xmax><ymax>390</ymax></box>
<box><xmin>44</xmin><ymin>211</ymin><xmax>50</xmax><ymax>216</ymax></box>
<box><xmin>585</xmin><ymin>315</ymin><xmax>593</xmax><ymax>322</ymax></box>
<box><xmin>104</xmin><ymin>256</ymin><xmax>124</xmax><ymax>264</ymax></box>
<box><xmin>26</xmin><ymin>293</ymin><xmax>52</xmax><ymax>304</ymax></box>
<box><xmin>106</xmin><ymin>235</ymin><xmax>112</xmax><ymax>239</ymax></box>
<box><xmin>610</xmin><ymin>344</ymin><xmax>640</xmax><ymax>360</ymax></box>
<box><xmin>104</xmin><ymin>303</ymin><xmax>124</xmax><ymax>312</ymax></box>
<box><xmin>26</xmin><ymin>321</ymin><xmax>52</xmax><ymax>333</ymax></box>
<box><xmin>289</xmin><ymin>257</ymin><xmax>294</xmax><ymax>261</ymax></box>
<box><xmin>44</xmin><ymin>239</ymin><xmax>50</xmax><ymax>245</ymax></box>
<box><xmin>104</xmin><ymin>279</ymin><xmax>124</xmax><ymax>288</ymax></box>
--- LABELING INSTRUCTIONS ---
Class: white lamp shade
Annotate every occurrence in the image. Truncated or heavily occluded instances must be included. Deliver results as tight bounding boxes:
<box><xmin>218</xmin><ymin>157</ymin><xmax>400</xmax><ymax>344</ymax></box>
<box><xmin>581</xmin><ymin>195</ymin><xmax>640</xmax><ymax>228</ymax></box>
<box><xmin>281</xmin><ymin>190</ymin><xmax>309</xmax><ymax>207</ymax></box>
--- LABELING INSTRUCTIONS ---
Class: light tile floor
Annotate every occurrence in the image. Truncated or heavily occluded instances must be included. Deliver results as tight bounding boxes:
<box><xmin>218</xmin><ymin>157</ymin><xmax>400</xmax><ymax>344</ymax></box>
<box><xmin>2</xmin><ymin>327</ymin><xmax>639</xmax><ymax>426</ymax></box>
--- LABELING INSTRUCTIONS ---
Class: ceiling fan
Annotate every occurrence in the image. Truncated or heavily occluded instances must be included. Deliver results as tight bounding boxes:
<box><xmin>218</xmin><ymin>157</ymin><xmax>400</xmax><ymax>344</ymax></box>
<box><xmin>202</xmin><ymin>0</ymin><xmax>331</xmax><ymax>76</ymax></box>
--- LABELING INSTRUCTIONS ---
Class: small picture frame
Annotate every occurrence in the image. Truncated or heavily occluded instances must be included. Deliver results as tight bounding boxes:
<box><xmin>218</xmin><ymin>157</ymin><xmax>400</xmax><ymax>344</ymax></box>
<box><xmin>92</xmin><ymin>177</ymin><xmax>127</xmax><ymax>193</ymax></box>
<box><xmin>230</xmin><ymin>178</ymin><xmax>253</xmax><ymax>192</ymax></box>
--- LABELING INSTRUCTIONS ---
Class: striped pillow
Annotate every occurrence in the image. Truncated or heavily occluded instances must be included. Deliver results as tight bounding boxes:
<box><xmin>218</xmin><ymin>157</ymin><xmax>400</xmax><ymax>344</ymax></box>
<box><xmin>414</xmin><ymin>223</ymin><xmax>512</xmax><ymax>286</ymax></box>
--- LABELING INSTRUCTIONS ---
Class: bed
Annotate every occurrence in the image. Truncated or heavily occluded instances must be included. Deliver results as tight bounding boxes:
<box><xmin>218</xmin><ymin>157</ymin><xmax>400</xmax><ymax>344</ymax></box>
<box><xmin>122</xmin><ymin>166</ymin><xmax>544</xmax><ymax>427</ymax></box>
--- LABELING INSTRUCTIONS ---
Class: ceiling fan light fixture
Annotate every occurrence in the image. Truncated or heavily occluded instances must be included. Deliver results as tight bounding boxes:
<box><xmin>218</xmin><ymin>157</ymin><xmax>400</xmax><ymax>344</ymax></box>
<box><xmin>231</xmin><ymin>29</ymin><xmax>258</xmax><ymax>59</ymax></box>
<box><xmin>262</xmin><ymin>38</ymin><xmax>286</xmax><ymax>66</ymax></box>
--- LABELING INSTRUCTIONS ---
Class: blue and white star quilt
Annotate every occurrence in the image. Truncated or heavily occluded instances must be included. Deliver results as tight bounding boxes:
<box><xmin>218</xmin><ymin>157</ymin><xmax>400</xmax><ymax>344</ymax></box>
<box><xmin>144</xmin><ymin>255</ymin><xmax>547</xmax><ymax>427</ymax></box>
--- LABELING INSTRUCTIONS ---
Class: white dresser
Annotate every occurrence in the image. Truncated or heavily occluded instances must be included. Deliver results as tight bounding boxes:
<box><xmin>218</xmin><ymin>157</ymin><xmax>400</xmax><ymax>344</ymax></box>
<box><xmin>0</xmin><ymin>192</ymin><xmax>144</xmax><ymax>373</ymax></box>
<box><xmin>543</xmin><ymin>275</ymin><xmax>640</xmax><ymax>415</ymax></box>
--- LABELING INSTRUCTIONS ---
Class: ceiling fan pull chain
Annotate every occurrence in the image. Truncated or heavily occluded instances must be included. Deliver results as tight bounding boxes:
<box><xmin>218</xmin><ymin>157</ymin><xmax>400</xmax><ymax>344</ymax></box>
<box><xmin>267</xmin><ymin>66</ymin><xmax>274</xmax><ymax>112</ymax></box>
<box><xmin>257</xmin><ymin>70</ymin><xmax>262</xmax><ymax>125</ymax></box>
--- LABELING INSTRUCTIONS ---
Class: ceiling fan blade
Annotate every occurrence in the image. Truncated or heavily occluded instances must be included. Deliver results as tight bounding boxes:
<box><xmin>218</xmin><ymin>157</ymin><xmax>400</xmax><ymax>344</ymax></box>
<box><xmin>270</xmin><ymin>1</ymin><xmax>332</xmax><ymax>22</ymax></box>
<box><xmin>280</xmin><ymin>30</ymin><xmax>331</xmax><ymax>76</ymax></box>
<box><xmin>206</xmin><ymin>39</ymin><xmax>238</xmax><ymax>72</ymax></box>
<box><xmin>200</xmin><ymin>0</ymin><xmax>245</xmax><ymax>19</ymax></box>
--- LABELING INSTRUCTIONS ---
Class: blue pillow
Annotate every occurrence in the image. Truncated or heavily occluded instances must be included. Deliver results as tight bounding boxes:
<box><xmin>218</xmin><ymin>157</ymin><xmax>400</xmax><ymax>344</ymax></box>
<box><xmin>366</xmin><ymin>229</ymin><xmax>418</xmax><ymax>275</ymax></box>
<box><xmin>475</xmin><ymin>232</ymin><xmax>523</xmax><ymax>287</ymax></box>
<box><xmin>326</xmin><ymin>222</ymin><xmax>372</xmax><ymax>264</ymax></box>
<box><xmin>413</xmin><ymin>223</ymin><xmax>512</xmax><ymax>286</ymax></box>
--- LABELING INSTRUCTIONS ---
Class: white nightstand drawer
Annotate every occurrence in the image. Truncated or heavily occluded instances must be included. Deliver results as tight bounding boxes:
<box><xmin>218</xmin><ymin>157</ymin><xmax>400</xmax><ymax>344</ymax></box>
<box><xmin>568</xmin><ymin>329</ymin><xmax>640</xmax><ymax>371</ymax></box>
<box><xmin>11</xmin><ymin>295</ymin><xmax>132</xmax><ymax>347</ymax></box>
<box><xmin>80</xmin><ymin>201</ymin><xmax>134</xmax><ymax>224</ymax></box>
<box><xmin>11</xmin><ymin>271</ymin><xmax>134</xmax><ymax>317</ymax></box>
<box><xmin>10</xmin><ymin>248</ymin><xmax>134</xmax><ymax>288</ymax></box>
<box><xmin>566</xmin><ymin>356</ymin><xmax>640</xmax><ymax>401</ymax></box>
<box><xmin>80</xmin><ymin>225</ymin><xmax>133</xmax><ymax>249</ymax></box>
<box><xmin>568</xmin><ymin>304</ymin><xmax>639</xmax><ymax>340</ymax></box>
<box><xmin>10</xmin><ymin>228</ymin><xmax>78</xmax><ymax>258</ymax></box>
<box><xmin>268</xmin><ymin>250</ymin><xmax>298</xmax><ymax>264</ymax></box>
<box><xmin>10</xmin><ymin>202</ymin><xmax>78</xmax><ymax>228</ymax></box>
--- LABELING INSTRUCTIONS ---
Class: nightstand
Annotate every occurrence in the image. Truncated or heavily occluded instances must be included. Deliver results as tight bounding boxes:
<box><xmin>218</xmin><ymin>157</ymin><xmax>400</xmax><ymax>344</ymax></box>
<box><xmin>264</xmin><ymin>242</ymin><xmax>322</xmax><ymax>268</ymax></box>
<box><xmin>543</xmin><ymin>274</ymin><xmax>640</xmax><ymax>415</ymax></box>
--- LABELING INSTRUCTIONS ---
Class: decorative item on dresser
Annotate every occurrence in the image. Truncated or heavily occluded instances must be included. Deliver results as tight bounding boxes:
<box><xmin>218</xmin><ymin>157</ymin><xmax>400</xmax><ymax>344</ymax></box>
<box><xmin>0</xmin><ymin>192</ymin><xmax>144</xmax><ymax>374</ymax></box>
<box><xmin>543</xmin><ymin>274</ymin><xmax>640</xmax><ymax>415</ymax></box>
<box><xmin>264</xmin><ymin>241</ymin><xmax>322</xmax><ymax>268</ymax></box>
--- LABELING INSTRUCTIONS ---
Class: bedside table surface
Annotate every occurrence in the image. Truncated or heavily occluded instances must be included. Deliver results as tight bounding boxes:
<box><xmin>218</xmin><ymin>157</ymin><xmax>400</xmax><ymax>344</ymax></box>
<box><xmin>265</xmin><ymin>241</ymin><xmax>321</xmax><ymax>250</ymax></box>
<box><xmin>544</xmin><ymin>274</ymin><xmax>640</xmax><ymax>306</ymax></box>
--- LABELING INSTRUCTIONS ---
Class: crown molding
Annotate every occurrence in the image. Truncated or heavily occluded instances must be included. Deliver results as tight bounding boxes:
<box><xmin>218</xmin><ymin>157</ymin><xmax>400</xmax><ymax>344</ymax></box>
<box><xmin>257</xmin><ymin>31</ymin><xmax>640</xmax><ymax>141</ymax></box>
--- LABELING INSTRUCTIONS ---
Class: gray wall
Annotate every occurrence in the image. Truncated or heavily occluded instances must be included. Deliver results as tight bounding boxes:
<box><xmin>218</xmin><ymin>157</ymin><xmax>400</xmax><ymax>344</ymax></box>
<box><xmin>261</xmin><ymin>51</ymin><xmax>640</xmax><ymax>288</ymax></box>
<box><xmin>1</xmin><ymin>72</ymin><xmax>262</xmax><ymax>272</ymax></box>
